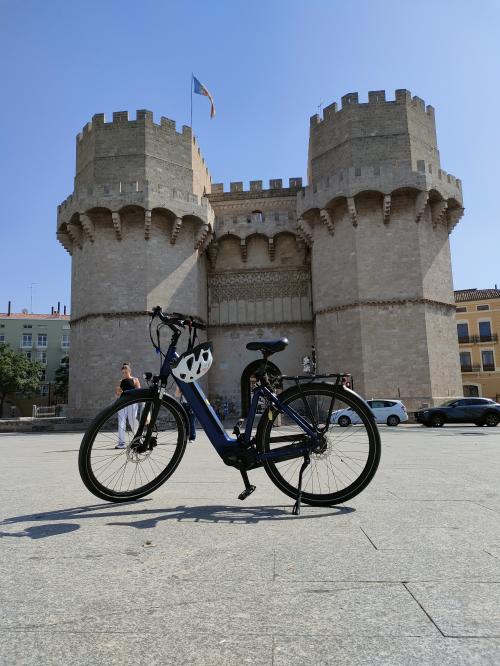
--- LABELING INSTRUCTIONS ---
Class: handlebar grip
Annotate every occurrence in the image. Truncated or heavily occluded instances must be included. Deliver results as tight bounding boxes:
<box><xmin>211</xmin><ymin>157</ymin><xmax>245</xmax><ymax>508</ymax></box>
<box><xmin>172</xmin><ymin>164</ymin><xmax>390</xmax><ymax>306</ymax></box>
<box><xmin>150</xmin><ymin>306</ymin><xmax>207</xmax><ymax>329</ymax></box>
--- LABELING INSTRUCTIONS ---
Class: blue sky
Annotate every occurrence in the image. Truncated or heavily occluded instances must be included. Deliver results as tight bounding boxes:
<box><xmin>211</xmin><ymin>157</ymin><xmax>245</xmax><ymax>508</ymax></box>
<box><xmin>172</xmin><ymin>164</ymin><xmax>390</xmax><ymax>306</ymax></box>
<box><xmin>0</xmin><ymin>0</ymin><xmax>498</xmax><ymax>314</ymax></box>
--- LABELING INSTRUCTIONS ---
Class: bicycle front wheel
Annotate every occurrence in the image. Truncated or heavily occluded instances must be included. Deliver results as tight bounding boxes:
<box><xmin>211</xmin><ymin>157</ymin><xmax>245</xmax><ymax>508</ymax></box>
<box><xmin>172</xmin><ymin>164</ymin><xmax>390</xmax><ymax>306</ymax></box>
<box><xmin>78</xmin><ymin>393</ymin><xmax>187</xmax><ymax>502</ymax></box>
<box><xmin>257</xmin><ymin>383</ymin><xmax>381</xmax><ymax>506</ymax></box>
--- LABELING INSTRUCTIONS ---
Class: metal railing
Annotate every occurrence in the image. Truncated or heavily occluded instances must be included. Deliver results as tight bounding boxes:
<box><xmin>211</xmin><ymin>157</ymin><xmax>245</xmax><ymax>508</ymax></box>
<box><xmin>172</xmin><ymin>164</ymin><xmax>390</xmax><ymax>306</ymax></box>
<box><xmin>32</xmin><ymin>405</ymin><xmax>57</xmax><ymax>418</ymax></box>
<box><xmin>458</xmin><ymin>333</ymin><xmax>498</xmax><ymax>344</ymax></box>
<box><xmin>460</xmin><ymin>365</ymin><xmax>481</xmax><ymax>373</ymax></box>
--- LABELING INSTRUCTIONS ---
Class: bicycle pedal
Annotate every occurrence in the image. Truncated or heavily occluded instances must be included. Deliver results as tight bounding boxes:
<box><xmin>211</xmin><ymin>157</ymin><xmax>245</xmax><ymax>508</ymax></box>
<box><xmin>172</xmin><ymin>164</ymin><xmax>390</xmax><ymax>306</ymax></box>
<box><xmin>238</xmin><ymin>485</ymin><xmax>256</xmax><ymax>501</ymax></box>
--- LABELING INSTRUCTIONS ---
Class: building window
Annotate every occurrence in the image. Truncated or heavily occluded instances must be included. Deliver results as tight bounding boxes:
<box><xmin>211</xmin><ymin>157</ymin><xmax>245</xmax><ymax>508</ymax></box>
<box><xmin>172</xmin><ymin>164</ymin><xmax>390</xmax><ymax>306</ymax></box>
<box><xmin>456</xmin><ymin>306</ymin><xmax>467</xmax><ymax>313</ymax></box>
<box><xmin>463</xmin><ymin>384</ymin><xmax>480</xmax><ymax>397</ymax></box>
<box><xmin>457</xmin><ymin>322</ymin><xmax>469</xmax><ymax>343</ymax></box>
<box><xmin>460</xmin><ymin>351</ymin><xmax>472</xmax><ymax>372</ymax></box>
<box><xmin>481</xmin><ymin>350</ymin><xmax>495</xmax><ymax>372</ymax></box>
<box><xmin>0</xmin><ymin>334</ymin><xmax>4</xmax><ymax>344</ymax></box>
<box><xmin>274</xmin><ymin>213</ymin><xmax>280</xmax><ymax>221</ymax></box>
<box><xmin>478</xmin><ymin>320</ymin><xmax>492</xmax><ymax>342</ymax></box>
<box><xmin>61</xmin><ymin>333</ymin><xmax>70</xmax><ymax>349</ymax></box>
<box><xmin>23</xmin><ymin>324</ymin><xmax>33</xmax><ymax>329</ymax></box>
<box><xmin>232</xmin><ymin>216</ymin><xmax>238</xmax><ymax>224</ymax></box>
<box><xmin>40</xmin><ymin>383</ymin><xmax>49</xmax><ymax>396</ymax></box>
<box><xmin>24</xmin><ymin>351</ymin><xmax>33</xmax><ymax>361</ymax></box>
<box><xmin>477</xmin><ymin>304</ymin><xmax>490</xmax><ymax>311</ymax></box>
<box><xmin>36</xmin><ymin>351</ymin><xmax>47</xmax><ymax>365</ymax></box>
<box><xmin>37</xmin><ymin>333</ymin><xmax>48</xmax><ymax>348</ymax></box>
<box><xmin>252</xmin><ymin>210</ymin><xmax>264</xmax><ymax>223</ymax></box>
<box><xmin>39</xmin><ymin>369</ymin><xmax>46</xmax><ymax>382</ymax></box>
<box><xmin>21</xmin><ymin>334</ymin><xmax>32</xmax><ymax>348</ymax></box>
<box><xmin>63</xmin><ymin>324</ymin><xmax>70</xmax><ymax>330</ymax></box>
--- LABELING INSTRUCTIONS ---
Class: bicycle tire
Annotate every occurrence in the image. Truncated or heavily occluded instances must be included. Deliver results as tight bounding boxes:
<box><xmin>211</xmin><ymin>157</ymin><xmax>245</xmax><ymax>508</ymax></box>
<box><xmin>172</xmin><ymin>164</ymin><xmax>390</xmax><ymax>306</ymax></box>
<box><xmin>78</xmin><ymin>392</ymin><xmax>187</xmax><ymax>502</ymax></box>
<box><xmin>256</xmin><ymin>383</ymin><xmax>381</xmax><ymax>506</ymax></box>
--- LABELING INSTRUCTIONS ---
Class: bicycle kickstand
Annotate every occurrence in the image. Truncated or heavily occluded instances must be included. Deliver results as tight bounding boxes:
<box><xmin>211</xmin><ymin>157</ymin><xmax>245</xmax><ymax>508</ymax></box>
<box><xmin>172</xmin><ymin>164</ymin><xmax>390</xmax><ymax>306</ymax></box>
<box><xmin>238</xmin><ymin>470</ymin><xmax>256</xmax><ymax>501</ymax></box>
<box><xmin>292</xmin><ymin>452</ymin><xmax>311</xmax><ymax>516</ymax></box>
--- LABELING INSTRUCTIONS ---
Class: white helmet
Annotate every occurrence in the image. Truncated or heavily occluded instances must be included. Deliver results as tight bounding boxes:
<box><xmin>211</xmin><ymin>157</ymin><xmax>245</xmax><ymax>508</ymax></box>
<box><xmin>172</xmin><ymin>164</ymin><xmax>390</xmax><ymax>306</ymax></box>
<box><xmin>171</xmin><ymin>342</ymin><xmax>213</xmax><ymax>383</ymax></box>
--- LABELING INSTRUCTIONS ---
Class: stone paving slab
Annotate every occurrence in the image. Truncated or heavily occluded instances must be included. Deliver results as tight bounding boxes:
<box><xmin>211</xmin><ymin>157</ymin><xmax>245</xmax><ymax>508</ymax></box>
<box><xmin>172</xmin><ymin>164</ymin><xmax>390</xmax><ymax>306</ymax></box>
<box><xmin>1</xmin><ymin>426</ymin><xmax>500</xmax><ymax>664</ymax></box>
<box><xmin>273</xmin><ymin>637</ymin><xmax>500</xmax><ymax>665</ymax></box>
<box><xmin>407</xmin><ymin>582</ymin><xmax>500</xmax><ymax>637</ymax></box>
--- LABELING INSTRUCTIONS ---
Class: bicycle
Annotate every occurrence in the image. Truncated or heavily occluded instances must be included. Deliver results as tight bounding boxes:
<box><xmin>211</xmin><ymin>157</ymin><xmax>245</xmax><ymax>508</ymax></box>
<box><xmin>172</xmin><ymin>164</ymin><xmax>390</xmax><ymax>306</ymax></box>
<box><xmin>78</xmin><ymin>307</ymin><xmax>381</xmax><ymax>514</ymax></box>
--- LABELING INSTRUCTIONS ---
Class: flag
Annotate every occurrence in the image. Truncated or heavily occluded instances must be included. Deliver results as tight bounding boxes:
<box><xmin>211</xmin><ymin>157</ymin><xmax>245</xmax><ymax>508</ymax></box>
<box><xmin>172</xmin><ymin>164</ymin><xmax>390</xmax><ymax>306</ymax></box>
<box><xmin>193</xmin><ymin>76</ymin><xmax>216</xmax><ymax>119</ymax></box>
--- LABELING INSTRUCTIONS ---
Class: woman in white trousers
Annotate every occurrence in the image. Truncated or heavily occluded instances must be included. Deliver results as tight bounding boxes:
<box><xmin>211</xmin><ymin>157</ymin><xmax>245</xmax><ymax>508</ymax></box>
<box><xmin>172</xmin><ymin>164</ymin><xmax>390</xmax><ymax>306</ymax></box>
<box><xmin>115</xmin><ymin>363</ymin><xmax>140</xmax><ymax>449</ymax></box>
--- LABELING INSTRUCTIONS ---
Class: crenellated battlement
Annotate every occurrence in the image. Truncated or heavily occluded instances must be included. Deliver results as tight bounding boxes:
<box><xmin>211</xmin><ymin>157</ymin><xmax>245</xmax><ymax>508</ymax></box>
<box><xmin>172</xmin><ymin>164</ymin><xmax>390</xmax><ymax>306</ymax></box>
<box><xmin>210</xmin><ymin>177</ymin><xmax>303</xmax><ymax>195</ymax></box>
<box><xmin>310</xmin><ymin>89</ymin><xmax>435</xmax><ymax>127</ymax></box>
<box><xmin>75</xmin><ymin>110</ymin><xmax>211</xmax><ymax>199</ymax></box>
<box><xmin>77</xmin><ymin>109</ymin><xmax>191</xmax><ymax>142</ymax></box>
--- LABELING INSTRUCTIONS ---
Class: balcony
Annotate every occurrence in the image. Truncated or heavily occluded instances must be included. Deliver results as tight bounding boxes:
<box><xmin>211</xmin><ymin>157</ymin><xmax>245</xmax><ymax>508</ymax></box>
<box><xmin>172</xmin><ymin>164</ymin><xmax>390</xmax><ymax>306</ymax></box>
<box><xmin>478</xmin><ymin>333</ymin><xmax>498</xmax><ymax>343</ymax></box>
<box><xmin>458</xmin><ymin>333</ymin><xmax>498</xmax><ymax>344</ymax></box>
<box><xmin>461</xmin><ymin>365</ymin><xmax>481</xmax><ymax>373</ymax></box>
<box><xmin>482</xmin><ymin>364</ymin><xmax>496</xmax><ymax>372</ymax></box>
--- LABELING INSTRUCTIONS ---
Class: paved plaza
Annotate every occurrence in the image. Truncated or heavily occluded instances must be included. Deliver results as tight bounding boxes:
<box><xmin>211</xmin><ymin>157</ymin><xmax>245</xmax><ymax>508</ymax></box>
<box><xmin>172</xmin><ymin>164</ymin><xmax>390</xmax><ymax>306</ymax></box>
<box><xmin>0</xmin><ymin>424</ymin><xmax>499</xmax><ymax>665</ymax></box>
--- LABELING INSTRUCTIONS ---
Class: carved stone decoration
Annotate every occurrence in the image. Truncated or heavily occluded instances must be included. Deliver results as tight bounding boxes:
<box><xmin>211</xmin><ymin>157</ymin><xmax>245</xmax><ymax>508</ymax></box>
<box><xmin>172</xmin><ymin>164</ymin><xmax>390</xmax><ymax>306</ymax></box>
<box><xmin>170</xmin><ymin>217</ymin><xmax>182</xmax><ymax>244</ymax></box>
<box><xmin>195</xmin><ymin>223</ymin><xmax>210</xmax><ymax>250</ymax></box>
<box><xmin>415</xmin><ymin>191</ymin><xmax>429</xmax><ymax>223</ymax></box>
<box><xmin>80</xmin><ymin>214</ymin><xmax>95</xmax><ymax>242</ymax></box>
<box><xmin>297</xmin><ymin>217</ymin><xmax>313</xmax><ymax>245</ymax></box>
<box><xmin>144</xmin><ymin>209</ymin><xmax>152</xmax><ymax>239</ymax></box>
<box><xmin>56</xmin><ymin>230</ymin><xmax>73</xmax><ymax>255</ymax></box>
<box><xmin>240</xmin><ymin>239</ymin><xmax>247</xmax><ymax>262</ymax></box>
<box><xmin>268</xmin><ymin>238</ymin><xmax>275</xmax><ymax>261</ymax></box>
<box><xmin>199</xmin><ymin>228</ymin><xmax>214</xmax><ymax>255</ymax></box>
<box><xmin>67</xmin><ymin>221</ymin><xmax>82</xmax><ymax>248</ymax></box>
<box><xmin>111</xmin><ymin>211</ymin><xmax>122</xmax><ymax>240</ymax></box>
<box><xmin>207</xmin><ymin>241</ymin><xmax>218</xmax><ymax>269</ymax></box>
<box><xmin>320</xmin><ymin>208</ymin><xmax>335</xmax><ymax>235</ymax></box>
<box><xmin>347</xmin><ymin>197</ymin><xmax>358</xmax><ymax>227</ymax></box>
<box><xmin>209</xmin><ymin>269</ymin><xmax>310</xmax><ymax>302</ymax></box>
<box><xmin>446</xmin><ymin>206</ymin><xmax>465</xmax><ymax>234</ymax></box>
<box><xmin>382</xmin><ymin>194</ymin><xmax>391</xmax><ymax>224</ymax></box>
<box><xmin>431</xmin><ymin>200</ymin><xmax>448</xmax><ymax>228</ymax></box>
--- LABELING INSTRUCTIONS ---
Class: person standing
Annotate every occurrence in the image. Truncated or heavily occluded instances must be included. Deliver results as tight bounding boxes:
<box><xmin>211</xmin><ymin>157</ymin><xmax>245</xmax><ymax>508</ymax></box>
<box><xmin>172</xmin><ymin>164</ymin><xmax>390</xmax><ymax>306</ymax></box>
<box><xmin>115</xmin><ymin>363</ymin><xmax>140</xmax><ymax>449</ymax></box>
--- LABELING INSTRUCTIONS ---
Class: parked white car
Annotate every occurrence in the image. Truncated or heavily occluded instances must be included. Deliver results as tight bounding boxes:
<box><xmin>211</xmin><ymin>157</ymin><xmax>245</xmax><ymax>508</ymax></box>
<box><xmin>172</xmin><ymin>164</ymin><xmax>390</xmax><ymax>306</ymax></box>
<box><xmin>332</xmin><ymin>399</ymin><xmax>408</xmax><ymax>427</ymax></box>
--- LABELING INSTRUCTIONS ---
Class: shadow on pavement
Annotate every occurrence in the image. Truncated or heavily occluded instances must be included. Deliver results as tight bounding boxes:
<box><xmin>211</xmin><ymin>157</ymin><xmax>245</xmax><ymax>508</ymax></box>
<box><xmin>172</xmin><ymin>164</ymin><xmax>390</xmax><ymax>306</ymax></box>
<box><xmin>0</xmin><ymin>522</ymin><xmax>80</xmax><ymax>539</ymax></box>
<box><xmin>0</xmin><ymin>501</ymin><xmax>355</xmax><ymax>536</ymax></box>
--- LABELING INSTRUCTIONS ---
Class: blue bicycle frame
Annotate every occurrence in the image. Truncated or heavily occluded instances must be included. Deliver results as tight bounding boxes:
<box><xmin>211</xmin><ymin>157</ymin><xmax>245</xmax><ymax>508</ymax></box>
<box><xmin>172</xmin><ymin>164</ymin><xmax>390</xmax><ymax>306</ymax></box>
<box><xmin>159</xmin><ymin>339</ymin><xmax>321</xmax><ymax>464</ymax></box>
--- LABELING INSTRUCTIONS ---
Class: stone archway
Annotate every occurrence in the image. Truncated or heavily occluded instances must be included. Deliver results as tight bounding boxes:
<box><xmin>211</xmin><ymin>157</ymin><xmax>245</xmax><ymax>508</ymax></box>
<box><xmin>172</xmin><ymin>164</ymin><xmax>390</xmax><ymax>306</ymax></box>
<box><xmin>240</xmin><ymin>359</ymin><xmax>282</xmax><ymax>417</ymax></box>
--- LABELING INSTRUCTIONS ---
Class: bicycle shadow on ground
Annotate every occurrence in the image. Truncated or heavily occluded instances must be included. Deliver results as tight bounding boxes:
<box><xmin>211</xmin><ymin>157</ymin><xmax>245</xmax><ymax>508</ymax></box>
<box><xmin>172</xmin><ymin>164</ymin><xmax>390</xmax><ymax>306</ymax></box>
<box><xmin>0</xmin><ymin>501</ymin><xmax>355</xmax><ymax>537</ymax></box>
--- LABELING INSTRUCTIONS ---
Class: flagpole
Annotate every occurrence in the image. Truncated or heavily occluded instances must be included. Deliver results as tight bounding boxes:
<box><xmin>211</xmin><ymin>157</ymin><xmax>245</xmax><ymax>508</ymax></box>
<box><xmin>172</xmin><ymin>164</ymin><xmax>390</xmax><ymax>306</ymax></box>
<box><xmin>190</xmin><ymin>73</ymin><xmax>193</xmax><ymax>133</ymax></box>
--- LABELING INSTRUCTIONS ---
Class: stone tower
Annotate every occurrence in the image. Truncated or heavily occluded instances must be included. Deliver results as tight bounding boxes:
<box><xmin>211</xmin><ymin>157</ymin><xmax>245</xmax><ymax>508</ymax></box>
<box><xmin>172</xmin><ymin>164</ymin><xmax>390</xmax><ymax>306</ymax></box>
<box><xmin>298</xmin><ymin>90</ymin><xmax>464</xmax><ymax>408</ymax></box>
<box><xmin>57</xmin><ymin>111</ymin><xmax>214</xmax><ymax>416</ymax></box>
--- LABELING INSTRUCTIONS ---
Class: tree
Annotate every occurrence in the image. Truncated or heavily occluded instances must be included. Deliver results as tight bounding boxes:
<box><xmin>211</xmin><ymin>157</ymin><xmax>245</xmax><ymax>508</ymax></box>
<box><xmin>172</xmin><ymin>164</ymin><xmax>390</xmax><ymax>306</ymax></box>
<box><xmin>54</xmin><ymin>356</ymin><xmax>69</xmax><ymax>401</ymax></box>
<box><xmin>0</xmin><ymin>344</ymin><xmax>43</xmax><ymax>415</ymax></box>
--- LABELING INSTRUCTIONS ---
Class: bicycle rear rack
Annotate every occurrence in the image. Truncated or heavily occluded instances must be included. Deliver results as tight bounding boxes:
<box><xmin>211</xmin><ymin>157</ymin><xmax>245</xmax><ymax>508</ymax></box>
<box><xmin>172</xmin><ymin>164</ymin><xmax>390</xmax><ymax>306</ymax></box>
<box><xmin>280</xmin><ymin>373</ymin><xmax>352</xmax><ymax>382</ymax></box>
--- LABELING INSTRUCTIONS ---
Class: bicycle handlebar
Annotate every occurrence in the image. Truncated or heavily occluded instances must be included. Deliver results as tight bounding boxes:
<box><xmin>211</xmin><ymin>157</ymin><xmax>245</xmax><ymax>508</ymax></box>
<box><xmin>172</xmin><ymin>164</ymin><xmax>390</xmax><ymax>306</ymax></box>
<box><xmin>150</xmin><ymin>306</ymin><xmax>207</xmax><ymax>331</ymax></box>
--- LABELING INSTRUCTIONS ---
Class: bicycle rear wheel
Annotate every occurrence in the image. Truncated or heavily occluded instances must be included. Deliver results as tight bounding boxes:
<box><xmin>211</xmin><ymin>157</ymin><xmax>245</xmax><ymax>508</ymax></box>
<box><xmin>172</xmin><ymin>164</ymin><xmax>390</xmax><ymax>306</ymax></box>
<box><xmin>257</xmin><ymin>383</ymin><xmax>381</xmax><ymax>506</ymax></box>
<box><xmin>78</xmin><ymin>393</ymin><xmax>187</xmax><ymax>502</ymax></box>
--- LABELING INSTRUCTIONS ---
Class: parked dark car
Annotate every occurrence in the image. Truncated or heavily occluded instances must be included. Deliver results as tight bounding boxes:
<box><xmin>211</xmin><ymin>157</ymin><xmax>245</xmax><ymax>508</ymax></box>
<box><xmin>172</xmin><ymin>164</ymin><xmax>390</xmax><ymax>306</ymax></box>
<box><xmin>415</xmin><ymin>398</ymin><xmax>500</xmax><ymax>427</ymax></box>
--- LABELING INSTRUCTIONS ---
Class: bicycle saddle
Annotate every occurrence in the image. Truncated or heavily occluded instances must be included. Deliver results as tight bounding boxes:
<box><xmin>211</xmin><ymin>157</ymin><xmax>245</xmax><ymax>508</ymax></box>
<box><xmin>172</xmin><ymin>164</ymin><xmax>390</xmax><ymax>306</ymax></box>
<box><xmin>246</xmin><ymin>338</ymin><xmax>289</xmax><ymax>355</ymax></box>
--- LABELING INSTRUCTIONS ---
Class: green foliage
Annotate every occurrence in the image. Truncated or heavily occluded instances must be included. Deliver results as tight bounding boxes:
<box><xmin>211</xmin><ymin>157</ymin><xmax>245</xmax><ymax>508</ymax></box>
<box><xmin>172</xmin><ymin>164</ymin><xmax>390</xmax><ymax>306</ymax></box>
<box><xmin>0</xmin><ymin>343</ymin><xmax>44</xmax><ymax>411</ymax></box>
<box><xmin>54</xmin><ymin>356</ymin><xmax>69</xmax><ymax>399</ymax></box>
